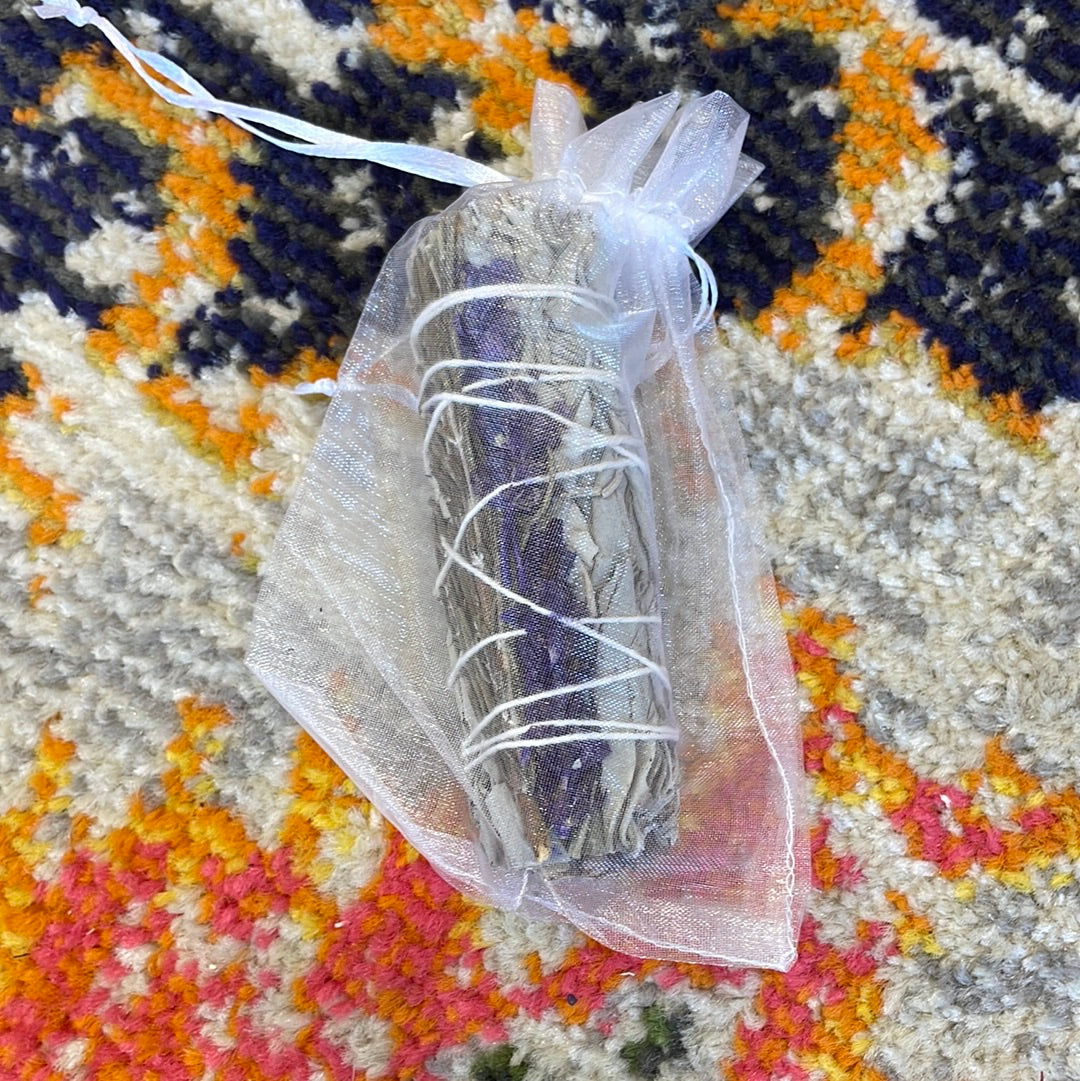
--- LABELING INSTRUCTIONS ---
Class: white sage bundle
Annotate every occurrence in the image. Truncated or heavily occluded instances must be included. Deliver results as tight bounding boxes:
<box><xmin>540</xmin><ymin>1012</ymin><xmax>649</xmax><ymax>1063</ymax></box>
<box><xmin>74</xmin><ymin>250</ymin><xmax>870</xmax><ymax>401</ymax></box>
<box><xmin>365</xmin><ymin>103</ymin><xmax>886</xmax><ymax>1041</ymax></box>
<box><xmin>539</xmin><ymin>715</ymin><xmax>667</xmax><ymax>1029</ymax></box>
<box><xmin>37</xmin><ymin>0</ymin><xmax>810</xmax><ymax>965</ymax></box>
<box><xmin>408</xmin><ymin>196</ymin><xmax>679</xmax><ymax>870</ymax></box>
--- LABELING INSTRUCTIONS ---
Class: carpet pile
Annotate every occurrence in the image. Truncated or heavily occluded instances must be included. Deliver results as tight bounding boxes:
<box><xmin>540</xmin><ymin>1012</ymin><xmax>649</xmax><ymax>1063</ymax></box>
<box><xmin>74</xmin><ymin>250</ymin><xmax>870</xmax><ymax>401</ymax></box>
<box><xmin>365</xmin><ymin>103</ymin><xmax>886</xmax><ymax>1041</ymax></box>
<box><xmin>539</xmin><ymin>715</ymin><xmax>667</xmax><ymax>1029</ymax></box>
<box><xmin>2</xmin><ymin>0</ymin><xmax>1079</xmax><ymax>1077</ymax></box>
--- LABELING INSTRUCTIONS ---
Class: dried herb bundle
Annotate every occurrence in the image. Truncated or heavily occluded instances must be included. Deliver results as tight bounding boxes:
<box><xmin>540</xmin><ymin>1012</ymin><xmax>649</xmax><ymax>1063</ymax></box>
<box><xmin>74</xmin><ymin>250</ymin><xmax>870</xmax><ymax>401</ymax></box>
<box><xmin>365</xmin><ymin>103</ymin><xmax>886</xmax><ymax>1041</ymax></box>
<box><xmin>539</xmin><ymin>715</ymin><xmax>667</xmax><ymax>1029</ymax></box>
<box><xmin>408</xmin><ymin>188</ymin><xmax>680</xmax><ymax>871</ymax></box>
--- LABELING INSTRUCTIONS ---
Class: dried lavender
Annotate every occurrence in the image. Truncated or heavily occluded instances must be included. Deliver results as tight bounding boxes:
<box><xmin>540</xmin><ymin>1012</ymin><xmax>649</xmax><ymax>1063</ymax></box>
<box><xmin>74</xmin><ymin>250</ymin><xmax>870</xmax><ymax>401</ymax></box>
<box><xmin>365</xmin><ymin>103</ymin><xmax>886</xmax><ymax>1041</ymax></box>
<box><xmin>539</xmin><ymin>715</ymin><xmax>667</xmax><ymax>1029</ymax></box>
<box><xmin>455</xmin><ymin>260</ymin><xmax>609</xmax><ymax>851</ymax></box>
<box><xmin>410</xmin><ymin>188</ymin><xmax>680</xmax><ymax>871</ymax></box>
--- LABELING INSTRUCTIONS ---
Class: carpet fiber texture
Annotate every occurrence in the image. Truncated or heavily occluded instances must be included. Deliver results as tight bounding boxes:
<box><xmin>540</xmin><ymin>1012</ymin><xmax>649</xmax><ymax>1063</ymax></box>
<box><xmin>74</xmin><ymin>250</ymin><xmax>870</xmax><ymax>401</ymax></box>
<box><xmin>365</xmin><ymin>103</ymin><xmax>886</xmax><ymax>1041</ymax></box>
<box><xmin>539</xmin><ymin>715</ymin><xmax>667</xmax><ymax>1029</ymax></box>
<box><xmin>2</xmin><ymin>0</ymin><xmax>1080</xmax><ymax>1078</ymax></box>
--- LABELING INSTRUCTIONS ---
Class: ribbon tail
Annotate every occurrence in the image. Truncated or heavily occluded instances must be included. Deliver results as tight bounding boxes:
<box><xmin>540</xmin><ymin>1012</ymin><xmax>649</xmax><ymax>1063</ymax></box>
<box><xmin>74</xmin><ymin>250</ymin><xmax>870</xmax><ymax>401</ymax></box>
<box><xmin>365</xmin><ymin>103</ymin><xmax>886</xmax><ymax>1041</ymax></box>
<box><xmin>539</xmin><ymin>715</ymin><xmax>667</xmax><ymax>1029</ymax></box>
<box><xmin>32</xmin><ymin>0</ymin><xmax>507</xmax><ymax>188</ymax></box>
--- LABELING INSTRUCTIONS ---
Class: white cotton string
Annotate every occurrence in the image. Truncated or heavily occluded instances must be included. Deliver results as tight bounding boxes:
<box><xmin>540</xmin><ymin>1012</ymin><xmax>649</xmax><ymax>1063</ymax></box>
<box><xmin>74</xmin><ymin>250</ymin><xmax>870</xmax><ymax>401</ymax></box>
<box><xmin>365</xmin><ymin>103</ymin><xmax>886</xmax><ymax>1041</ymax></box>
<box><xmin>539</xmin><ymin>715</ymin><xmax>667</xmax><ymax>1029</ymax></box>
<box><xmin>434</xmin><ymin>484</ymin><xmax>676</xmax><ymax>768</ymax></box>
<box><xmin>436</xmin><ymin>459</ymin><xmax>636</xmax><ymax>585</ymax></box>
<box><xmin>444</xmin><ymin>628</ymin><xmax>525</xmax><ymax>690</ymax></box>
<box><xmin>465</xmin><ymin>667</ymin><xmax>656</xmax><ymax>746</ymax></box>
<box><xmin>418</xmin><ymin>357</ymin><xmax>648</xmax><ymax>594</ymax></box>
<box><xmin>420</xmin><ymin>390</ymin><xmax>619</xmax><ymax>465</ymax></box>
<box><xmin>32</xmin><ymin>0</ymin><xmax>507</xmax><ymax>188</ymax></box>
<box><xmin>462</xmin><ymin>719</ymin><xmax>679</xmax><ymax>771</ymax></box>
<box><xmin>580</xmin><ymin>616</ymin><xmax>661</xmax><ymax>625</ymax></box>
<box><xmin>575</xmin><ymin>184</ymin><xmax>721</xmax><ymax>334</ymax></box>
<box><xmin>413</xmin><ymin>283</ymin><xmax>634</xmax><ymax>473</ymax></box>
<box><xmin>685</xmin><ymin>244</ymin><xmax>720</xmax><ymax>332</ymax></box>
<box><xmin>418</xmin><ymin>358</ymin><xmax>624</xmax><ymax>399</ymax></box>
<box><xmin>410</xmin><ymin>283</ymin><xmax>613</xmax><ymax>350</ymax></box>
<box><xmin>419</xmin><ymin>380</ymin><xmax>646</xmax><ymax>594</ymax></box>
<box><xmin>294</xmin><ymin>378</ymin><xmax>338</xmax><ymax>397</ymax></box>
<box><xmin>437</xmin><ymin>544</ymin><xmax>670</xmax><ymax>690</ymax></box>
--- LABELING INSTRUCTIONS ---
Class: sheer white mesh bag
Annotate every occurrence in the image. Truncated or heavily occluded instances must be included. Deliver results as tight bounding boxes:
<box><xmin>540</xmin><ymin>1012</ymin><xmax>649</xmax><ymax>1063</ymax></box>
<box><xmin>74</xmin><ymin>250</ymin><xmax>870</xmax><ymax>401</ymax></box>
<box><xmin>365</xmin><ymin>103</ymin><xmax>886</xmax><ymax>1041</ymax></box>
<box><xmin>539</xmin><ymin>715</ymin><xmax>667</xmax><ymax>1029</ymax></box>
<box><xmin>245</xmin><ymin>82</ymin><xmax>808</xmax><ymax>969</ymax></box>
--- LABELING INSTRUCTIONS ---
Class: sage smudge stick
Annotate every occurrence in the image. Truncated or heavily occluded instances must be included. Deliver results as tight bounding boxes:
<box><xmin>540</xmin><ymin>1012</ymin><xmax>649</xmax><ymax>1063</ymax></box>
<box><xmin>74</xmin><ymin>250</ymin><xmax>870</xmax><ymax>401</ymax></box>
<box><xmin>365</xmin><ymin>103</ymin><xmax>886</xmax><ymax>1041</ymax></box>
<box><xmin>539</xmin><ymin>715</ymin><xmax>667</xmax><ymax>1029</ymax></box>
<box><xmin>410</xmin><ymin>189</ymin><xmax>680</xmax><ymax>871</ymax></box>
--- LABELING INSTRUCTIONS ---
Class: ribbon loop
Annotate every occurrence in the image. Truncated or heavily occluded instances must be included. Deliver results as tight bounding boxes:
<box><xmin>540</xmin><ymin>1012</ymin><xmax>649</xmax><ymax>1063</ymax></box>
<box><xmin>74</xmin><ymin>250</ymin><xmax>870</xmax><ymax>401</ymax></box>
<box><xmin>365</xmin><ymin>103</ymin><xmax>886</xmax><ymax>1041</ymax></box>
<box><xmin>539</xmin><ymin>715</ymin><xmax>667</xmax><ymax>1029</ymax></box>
<box><xmin>33</xmin><ymin>0</ymin><xmax>508</xmax><ymax>188</ymax></box>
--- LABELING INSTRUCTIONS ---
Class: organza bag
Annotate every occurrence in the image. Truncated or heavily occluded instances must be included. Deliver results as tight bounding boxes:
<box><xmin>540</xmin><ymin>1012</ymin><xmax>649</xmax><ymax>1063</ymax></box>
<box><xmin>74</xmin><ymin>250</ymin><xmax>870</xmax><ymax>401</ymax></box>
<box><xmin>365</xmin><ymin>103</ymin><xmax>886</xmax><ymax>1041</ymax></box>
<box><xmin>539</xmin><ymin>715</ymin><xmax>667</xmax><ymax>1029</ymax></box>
<box><xmin>39</xmin><ymin>1</ymin><xmax>808</xmax><ymax>968</ymax></box>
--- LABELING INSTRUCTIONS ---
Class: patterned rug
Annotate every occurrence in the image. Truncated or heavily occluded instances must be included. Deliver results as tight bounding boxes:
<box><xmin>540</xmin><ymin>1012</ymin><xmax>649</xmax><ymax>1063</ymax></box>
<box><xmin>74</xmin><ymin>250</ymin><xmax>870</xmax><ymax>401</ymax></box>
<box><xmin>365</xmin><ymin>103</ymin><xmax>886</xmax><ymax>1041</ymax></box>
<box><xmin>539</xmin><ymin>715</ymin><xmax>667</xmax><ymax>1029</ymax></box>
<box><xmin>3</xmin><ymin>0</ymin><xmax>1079</xmax><ymax>1077</ymax></box>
